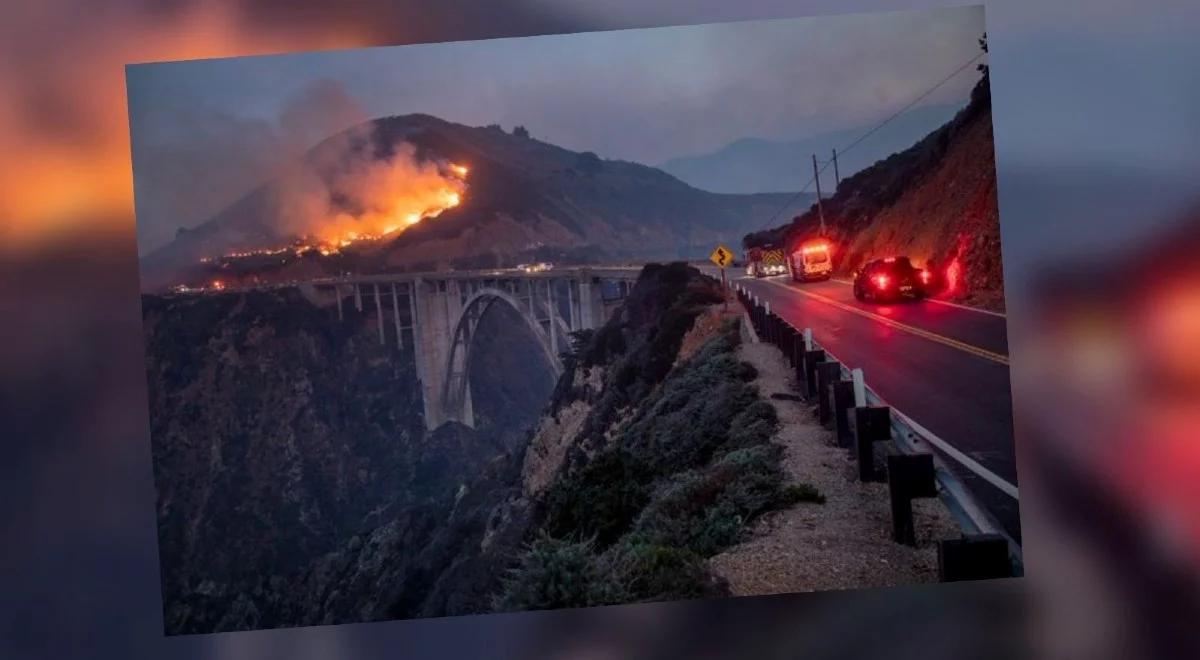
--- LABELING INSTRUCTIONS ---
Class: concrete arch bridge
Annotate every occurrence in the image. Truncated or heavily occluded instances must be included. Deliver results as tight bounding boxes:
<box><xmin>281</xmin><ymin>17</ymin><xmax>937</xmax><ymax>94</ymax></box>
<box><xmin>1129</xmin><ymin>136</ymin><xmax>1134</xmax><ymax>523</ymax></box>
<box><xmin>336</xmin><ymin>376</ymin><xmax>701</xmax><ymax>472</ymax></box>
<box><xmin>302</xmin><ymin>266</ymin><xmax>640</xmax><ymax>429</ymax></box>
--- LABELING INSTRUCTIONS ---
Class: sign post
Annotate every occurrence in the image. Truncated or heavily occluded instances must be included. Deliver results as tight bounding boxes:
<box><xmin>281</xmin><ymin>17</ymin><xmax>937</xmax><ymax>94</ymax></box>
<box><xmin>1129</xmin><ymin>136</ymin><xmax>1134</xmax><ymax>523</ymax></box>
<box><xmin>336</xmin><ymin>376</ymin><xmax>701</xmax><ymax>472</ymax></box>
<box><xmin>709</xmin><ymin>244</ymin><xmax>736</xmax><ymax>312</ymax></box>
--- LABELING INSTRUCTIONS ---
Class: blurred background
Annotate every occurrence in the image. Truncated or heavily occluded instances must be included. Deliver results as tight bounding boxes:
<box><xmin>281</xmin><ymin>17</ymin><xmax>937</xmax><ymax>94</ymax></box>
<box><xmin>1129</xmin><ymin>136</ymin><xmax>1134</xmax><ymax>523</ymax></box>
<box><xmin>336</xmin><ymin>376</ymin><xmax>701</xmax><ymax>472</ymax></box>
<box><xmin>2</xmin><ymin>0</ymin><xmax>1198</xmax><ymax>658</ymax></box>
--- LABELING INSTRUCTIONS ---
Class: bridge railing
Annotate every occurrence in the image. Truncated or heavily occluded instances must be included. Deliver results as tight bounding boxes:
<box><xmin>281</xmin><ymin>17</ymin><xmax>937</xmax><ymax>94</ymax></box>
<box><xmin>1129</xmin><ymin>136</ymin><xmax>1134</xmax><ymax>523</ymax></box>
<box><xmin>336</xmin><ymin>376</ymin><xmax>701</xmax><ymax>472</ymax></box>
<box><xmin>731</xmin><ymin>281</ymin><xmax>1022</xmax><ymax>581</ymax></box>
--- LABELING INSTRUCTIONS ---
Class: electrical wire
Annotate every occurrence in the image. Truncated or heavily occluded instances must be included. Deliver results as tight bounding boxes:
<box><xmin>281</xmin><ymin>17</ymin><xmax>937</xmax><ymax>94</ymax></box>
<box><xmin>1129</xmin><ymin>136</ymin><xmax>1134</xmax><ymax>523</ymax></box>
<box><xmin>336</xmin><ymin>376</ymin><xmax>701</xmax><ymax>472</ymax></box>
<box><xmin>749</xmin><ymin>50</ymin><xmax>987</xmax><ymax>237</ymax></box>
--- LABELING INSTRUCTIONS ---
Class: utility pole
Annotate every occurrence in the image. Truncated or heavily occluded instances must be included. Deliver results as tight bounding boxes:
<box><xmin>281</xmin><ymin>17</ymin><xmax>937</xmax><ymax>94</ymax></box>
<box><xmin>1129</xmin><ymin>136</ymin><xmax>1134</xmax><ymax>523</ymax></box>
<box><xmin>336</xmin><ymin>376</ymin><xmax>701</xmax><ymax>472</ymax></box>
<box><xmin>812</xmin><ymin>154</ymin><xmax>827</xmax><ymax>236</ymax></box>
<box><xmin>831</xmin><ymin>148</ymin><xmax>841</xmax><ymax>188</ymax></box>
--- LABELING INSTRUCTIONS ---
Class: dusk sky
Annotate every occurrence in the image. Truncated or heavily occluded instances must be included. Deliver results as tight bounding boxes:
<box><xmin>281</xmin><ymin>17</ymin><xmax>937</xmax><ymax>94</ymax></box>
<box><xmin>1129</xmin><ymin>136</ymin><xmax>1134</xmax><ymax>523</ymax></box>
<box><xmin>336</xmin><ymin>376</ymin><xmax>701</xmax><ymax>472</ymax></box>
<box><xmin>127</xmin><ymin>6</ymin><xmax>985</xmax><ymax>253</ymax></box>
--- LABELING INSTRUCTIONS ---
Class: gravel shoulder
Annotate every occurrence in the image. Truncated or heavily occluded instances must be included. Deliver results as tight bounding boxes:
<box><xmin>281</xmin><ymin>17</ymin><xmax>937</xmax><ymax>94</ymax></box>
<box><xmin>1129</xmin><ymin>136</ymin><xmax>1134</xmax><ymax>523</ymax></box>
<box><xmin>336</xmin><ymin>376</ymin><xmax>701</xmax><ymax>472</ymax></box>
<box><xmin>708</xmin><ymin>320</ymin><xmax>959</xmax><ymax>595</ymax></box>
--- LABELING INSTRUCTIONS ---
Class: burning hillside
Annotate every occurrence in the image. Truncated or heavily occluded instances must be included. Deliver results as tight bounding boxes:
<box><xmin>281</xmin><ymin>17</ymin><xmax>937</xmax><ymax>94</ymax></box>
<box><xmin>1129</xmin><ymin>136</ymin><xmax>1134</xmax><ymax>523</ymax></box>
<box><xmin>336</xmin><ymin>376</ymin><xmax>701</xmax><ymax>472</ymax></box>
<box><xmin>141</xmin><ymin>114</ymin><xmax>810</xmax><ymax>291</ymax></box>
<box><xmin>210</xmin><ymin>139</ymin><xmax>469</xmax><ymax>262</ymax></box>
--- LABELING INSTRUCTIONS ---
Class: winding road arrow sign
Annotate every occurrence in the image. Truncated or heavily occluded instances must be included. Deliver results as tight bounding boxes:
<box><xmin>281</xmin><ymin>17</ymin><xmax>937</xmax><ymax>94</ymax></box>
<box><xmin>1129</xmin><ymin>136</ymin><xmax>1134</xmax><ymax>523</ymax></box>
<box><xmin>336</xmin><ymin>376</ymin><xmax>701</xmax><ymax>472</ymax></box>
<box><xmin>710</xmin><ymin>245</ymin><xmax>735</xmax><ymax>268</ymax></box>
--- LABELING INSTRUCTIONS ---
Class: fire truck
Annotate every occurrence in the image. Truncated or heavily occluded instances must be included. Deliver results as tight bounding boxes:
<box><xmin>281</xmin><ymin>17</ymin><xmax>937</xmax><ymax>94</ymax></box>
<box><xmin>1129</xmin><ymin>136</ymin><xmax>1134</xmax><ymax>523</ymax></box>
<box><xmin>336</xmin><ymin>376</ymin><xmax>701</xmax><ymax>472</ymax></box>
<box><xmin>746</xmin><ymin>246</ymin><xmax>787</xmax><ymax>278</ymax></box>
<box><xmin>788</xmin><ymin>239</ymin><xmax>834</xmax><ymax>282</ymax></box>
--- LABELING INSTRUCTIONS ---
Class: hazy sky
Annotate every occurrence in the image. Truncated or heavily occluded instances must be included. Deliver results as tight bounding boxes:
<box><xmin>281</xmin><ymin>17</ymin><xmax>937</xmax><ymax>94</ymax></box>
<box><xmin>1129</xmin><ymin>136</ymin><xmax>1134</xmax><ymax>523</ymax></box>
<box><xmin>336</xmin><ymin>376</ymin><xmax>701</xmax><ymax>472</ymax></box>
<box><xmin>127</xmin><ymin>6</ymin><xmax>985</xmax><ymax>253</ymax></box>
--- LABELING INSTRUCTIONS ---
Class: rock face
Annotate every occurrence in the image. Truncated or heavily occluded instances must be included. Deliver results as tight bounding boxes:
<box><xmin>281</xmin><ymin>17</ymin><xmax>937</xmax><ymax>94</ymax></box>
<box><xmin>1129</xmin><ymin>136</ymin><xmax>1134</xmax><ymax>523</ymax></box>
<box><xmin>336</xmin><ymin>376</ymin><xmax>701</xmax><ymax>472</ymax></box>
<box><xmin>143</xmin><ymin>287</ymin><xmax>552</xmax><ymax>633</ymax></box>
<box><xmin>745</xmin><ymin>74</ymin><xmax>1005</xmax><ymax>309</ymax></box>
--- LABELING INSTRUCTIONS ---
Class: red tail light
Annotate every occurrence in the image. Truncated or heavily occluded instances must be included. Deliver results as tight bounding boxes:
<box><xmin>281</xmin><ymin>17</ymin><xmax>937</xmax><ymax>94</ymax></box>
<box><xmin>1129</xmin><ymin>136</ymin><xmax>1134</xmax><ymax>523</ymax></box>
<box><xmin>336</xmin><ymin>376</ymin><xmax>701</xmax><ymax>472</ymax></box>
<box><xmin>873</xmin><ymin>274</ymin><xmax>891</xmax><ymax>290</ymax></box>
<box><xmin>919</xmin><ymin>269</ymin><xmax>932</xmax><ymax>284</ymax></box>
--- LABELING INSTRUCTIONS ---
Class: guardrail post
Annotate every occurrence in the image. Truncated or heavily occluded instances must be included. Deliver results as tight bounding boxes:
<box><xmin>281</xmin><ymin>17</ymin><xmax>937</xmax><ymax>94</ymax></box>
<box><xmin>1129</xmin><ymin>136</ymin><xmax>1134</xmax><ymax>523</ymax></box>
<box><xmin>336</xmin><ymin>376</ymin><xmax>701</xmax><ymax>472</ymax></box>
<box><xmin>782</xmin><ymin>325</ymin><xmax>799</xmax><ymax>367</ymax></box>
<box><xmin>887</xmin><ymin>453</ymin><xmax>937</xmax><ymax>545</ymax></box>
<box><xmin>937</xmin><ymin>535</ymin><xmax>1012</xmax><ymax>582</ymax></box>
<box><xmin>789</xmin><ymin>329</ymin><xmax>805</xmax><ymax>370</ymax></box>
<box><xmin>850</xmin><ymin>406</ymin><xmax>890</xmax><ymax>481</ymax></box>
<box><xmin>801</xmin><ymin>349</ymin><xmax>826</xmax><ymax>399</ymax></box>
<box><xmin>832</xmin><ymin>380</ymin><xmax>857</xmax><ymax>447</ymax></box>
<box><xmin>815</xmin><ymin>362</ymin><xmax>842</xmax><ymax>426</ymax></box>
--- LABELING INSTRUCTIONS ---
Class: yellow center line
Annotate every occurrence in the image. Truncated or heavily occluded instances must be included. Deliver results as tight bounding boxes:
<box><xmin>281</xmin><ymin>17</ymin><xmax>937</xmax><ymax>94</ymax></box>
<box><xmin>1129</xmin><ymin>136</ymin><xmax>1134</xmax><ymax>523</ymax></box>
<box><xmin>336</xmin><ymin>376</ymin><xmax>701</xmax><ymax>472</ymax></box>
<box><xmin>760</xmin><ymin>278</ymin><xmax>1010</xmax><ymax>366</ymax></box>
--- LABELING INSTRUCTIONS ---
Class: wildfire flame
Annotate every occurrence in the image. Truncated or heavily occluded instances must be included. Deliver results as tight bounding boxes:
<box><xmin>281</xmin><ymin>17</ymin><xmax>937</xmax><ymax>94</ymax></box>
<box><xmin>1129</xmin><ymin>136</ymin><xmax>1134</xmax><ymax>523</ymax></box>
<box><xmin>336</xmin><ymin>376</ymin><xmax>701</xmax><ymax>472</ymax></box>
<box><xmin>208</xmin><ymin>159</ymin><xmax>469</xmax><ymax>262</ymax></box>
<box><xmin>302</xmin><ymin>159</ymin><xmax>468</xmax><ymax>252</ymax></box>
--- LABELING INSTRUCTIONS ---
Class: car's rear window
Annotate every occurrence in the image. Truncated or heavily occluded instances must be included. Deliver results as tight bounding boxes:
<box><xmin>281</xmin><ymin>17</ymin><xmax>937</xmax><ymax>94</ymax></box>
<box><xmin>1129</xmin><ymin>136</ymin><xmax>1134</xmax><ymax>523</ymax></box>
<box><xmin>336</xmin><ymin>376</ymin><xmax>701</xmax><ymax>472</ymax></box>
<box><xmin>879</xmin><ymin>258</ymin><xmax>916</xmax><ymax>274</ymax></box>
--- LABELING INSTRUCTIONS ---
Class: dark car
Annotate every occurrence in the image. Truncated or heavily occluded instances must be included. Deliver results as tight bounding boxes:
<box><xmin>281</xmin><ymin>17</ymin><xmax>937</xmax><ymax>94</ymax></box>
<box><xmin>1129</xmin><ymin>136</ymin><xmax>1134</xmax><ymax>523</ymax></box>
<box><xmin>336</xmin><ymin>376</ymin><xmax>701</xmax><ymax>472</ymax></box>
<box><xmin>852</xmin><ymin>256</ymin><xmax>930</xmax><ymax>302</ymax></box>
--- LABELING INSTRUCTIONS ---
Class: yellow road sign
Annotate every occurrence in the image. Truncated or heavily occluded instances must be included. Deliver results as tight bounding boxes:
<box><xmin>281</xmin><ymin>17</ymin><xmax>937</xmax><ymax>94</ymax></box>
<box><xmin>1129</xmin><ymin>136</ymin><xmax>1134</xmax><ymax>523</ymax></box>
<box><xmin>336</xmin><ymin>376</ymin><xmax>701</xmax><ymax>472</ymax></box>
<box><xmin>709</xmin><ymin>244</ymin><xmax>735</xmax><ymax>268</ymax></box>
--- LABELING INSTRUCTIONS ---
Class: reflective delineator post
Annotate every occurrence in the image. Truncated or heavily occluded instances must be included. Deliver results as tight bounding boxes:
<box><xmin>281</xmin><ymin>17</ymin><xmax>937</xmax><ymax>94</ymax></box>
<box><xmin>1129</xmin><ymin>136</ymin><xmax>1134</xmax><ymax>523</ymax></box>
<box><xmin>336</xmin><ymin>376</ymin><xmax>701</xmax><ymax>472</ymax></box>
<box><xmin>851</xmin><ymin>368</ymin><xmax>866</xmax><ymax>407</ymax></box>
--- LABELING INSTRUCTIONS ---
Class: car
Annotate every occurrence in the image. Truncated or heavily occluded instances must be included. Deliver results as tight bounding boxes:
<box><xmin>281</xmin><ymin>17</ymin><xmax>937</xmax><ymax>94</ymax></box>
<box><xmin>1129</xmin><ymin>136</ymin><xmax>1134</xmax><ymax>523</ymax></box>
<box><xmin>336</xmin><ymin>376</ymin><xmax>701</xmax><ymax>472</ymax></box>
<box><xmin>852</xmin><ymin>256</ymin><xmax>932</xmax><ymax>302</ymax></box>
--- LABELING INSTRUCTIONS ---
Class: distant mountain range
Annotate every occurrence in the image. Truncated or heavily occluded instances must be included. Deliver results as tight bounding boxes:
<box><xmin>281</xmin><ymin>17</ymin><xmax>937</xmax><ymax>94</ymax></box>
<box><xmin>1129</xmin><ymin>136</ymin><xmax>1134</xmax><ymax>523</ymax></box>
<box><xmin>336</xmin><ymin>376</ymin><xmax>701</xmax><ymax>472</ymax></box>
<box><xmin>658</xmin><ymin>103</ymin><xmax>964</xmax><ymax>194</ymax></box>
<box><xmin>140</xmin><ymin>114</ymin><xmax>815</xmax><ymax>289</ymax></box>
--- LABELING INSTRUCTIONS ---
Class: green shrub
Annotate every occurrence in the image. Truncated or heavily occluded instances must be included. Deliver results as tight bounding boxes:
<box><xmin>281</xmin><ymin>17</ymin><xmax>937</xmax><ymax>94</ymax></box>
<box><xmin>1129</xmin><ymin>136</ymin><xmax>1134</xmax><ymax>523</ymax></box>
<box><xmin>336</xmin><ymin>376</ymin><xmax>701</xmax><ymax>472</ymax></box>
<box><xmin>495</xmin><ymin>535</ymin><xmax>596</xmax><ymax>611</ymax></box>
<box><xmin>629</xmin><ymin>445</ymin><xmax>816</xmax><ymax>557</ymax></box>
<box><xmin>541</xmin><ymin>450</ymin><xmax>650</xmax><ymax>547</ymax></box>
<box><xmin>590</xmin><ymin>541</ymin><xmax>713</xmax><ymax>604</ymax></box>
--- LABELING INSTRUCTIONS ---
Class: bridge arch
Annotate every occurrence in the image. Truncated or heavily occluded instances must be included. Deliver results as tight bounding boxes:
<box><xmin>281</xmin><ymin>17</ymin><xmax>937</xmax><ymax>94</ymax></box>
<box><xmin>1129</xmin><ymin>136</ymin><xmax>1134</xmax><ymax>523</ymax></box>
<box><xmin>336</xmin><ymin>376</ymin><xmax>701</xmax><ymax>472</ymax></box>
<box><xmin>439</xmin><ymin>286</ymin><xmax>570</xmax><ymax>427</ymax></box>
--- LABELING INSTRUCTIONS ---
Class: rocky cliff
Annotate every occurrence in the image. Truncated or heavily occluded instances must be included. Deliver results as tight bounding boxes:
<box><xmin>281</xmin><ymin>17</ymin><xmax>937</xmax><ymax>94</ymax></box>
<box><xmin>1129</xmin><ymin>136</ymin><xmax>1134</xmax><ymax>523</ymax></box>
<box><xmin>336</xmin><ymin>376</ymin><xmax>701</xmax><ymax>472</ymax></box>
<box><xmin>497</xmin><ymin>264</ymin><xmax>818</xmax><ymax>609</ymax></box>
<box><xmin>143</xmin><ymin>287</ymin><xmax>551</xmax><ymax>632</ymax></box>
<box><xmin>745</xmin><ymin>74</ymin><xmax>1004</xmax><ymax>309</ymax></box>
<box><xmin>144</xmin><ymin>264</ymin><xmax>812</xmax><ymax>632</ymax></box>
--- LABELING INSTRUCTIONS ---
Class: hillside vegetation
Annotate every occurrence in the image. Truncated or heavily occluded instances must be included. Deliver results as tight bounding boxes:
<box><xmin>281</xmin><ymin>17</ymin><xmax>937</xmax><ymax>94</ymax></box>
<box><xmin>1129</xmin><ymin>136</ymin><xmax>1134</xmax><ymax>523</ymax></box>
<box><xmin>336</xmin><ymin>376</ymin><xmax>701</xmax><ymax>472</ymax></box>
<box><xmin>503</xmin><ymin>264</ymin><xmax>821</xmax><ymax>608</ymax></box>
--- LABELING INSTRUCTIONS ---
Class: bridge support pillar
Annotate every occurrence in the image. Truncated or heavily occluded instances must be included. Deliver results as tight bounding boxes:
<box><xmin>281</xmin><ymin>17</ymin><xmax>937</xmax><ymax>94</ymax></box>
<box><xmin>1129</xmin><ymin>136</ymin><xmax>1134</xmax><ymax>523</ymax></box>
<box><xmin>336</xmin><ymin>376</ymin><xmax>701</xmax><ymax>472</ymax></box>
<box><xmin>374</xmin><ymin>284</ymin><xmax>385</xmax><ymax>344</ymax></box>
<box><xmin>547</xmin><ymin>280</ymin><xmax>558</xmax><ymax>356</ymax></box>
<box><xmin>413</xmin><ymin>278</ymin><xmax>473</xmax><ymax>430</ymax></box>
<box><xmin>391</xmin><ymin>283</ymin><xmax>403</xmax><ymax>349</ymax></box>
<box><xmin>576</xmin><ymin>271</ymin><xmax>605</xmax><ymax>331</ymax></box>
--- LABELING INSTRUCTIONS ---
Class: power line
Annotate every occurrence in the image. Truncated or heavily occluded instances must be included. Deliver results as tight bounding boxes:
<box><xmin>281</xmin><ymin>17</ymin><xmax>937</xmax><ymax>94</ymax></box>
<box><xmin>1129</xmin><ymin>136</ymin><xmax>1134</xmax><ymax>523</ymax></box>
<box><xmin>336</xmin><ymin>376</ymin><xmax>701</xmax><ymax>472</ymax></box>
<box><xmin>749</xmin><ymin>50</ymin><xmax>987</xmax><ymax>237</ymax></box>
<box><xmin>835</xmin><ymin>51</ymin><xmax>985</xmax><ymax>159</ymax></box>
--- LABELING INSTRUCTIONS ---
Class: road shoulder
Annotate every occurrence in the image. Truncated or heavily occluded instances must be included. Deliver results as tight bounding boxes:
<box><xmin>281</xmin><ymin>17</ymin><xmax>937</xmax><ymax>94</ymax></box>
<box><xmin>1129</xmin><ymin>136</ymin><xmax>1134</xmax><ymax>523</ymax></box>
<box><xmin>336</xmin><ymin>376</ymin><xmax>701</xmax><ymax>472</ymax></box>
<box><xmin>708</xmin><ymin>330</ymin><xmax>958</xmax><ymax>595</ymax></box>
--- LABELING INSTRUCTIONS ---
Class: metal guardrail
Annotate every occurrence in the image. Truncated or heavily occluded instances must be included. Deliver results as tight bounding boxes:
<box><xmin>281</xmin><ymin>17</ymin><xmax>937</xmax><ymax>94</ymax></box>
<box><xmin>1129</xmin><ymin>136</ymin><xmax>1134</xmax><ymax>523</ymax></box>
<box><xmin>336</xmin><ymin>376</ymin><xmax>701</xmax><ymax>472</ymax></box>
<box><xmin>731</xmin><ymin>281</ymin><xmax>1023</xmax><ymax>577</ymax></box>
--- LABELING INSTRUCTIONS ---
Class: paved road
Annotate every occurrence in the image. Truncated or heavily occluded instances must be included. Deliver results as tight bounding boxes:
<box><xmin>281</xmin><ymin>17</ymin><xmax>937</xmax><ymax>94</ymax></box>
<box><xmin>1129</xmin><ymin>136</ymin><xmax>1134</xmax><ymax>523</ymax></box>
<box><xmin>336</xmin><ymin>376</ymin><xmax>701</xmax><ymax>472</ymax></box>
<box><xmin>735</xmin><ymin>274</ymin><xmax>1021</xmax><ymax>543</ymax></box>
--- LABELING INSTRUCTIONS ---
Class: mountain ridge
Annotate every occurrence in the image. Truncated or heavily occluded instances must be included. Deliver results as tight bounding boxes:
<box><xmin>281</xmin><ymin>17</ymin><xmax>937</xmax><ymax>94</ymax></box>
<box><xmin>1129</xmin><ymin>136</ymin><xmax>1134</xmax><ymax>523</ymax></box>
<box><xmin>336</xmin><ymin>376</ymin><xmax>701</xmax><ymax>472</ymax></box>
<box><xmin>659</xmin><ymin>103</ymin><xmax>964</xmax><ymax>194</ymax></box>
<box><xmin>140</xmin><ymin>114</ymin><xmax>815</xmax><ymax>290</ymax></box>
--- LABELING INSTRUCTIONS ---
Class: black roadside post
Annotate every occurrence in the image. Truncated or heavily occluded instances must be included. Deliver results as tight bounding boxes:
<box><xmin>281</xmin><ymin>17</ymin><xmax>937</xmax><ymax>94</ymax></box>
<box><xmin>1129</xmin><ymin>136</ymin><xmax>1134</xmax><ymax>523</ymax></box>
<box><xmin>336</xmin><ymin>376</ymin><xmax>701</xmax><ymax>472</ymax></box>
<box><xmin>802</xmin><ymin>349</ymin><xmax>827</xmax><ymax>399</ymax></box>
<box><xmin>851</xmin><ymin>406</ymin><xmax>891</xmax><ymax>481</ymax></box>
<box><xmin>887</xmin><ymin>453</ymin><xmax>937</xmax><ymax>545</ymax></box>
<box><xmin>831</xmin><ymin>380</ymin><xmax>857</xmax><ymax>447</ymax></box>
<box><xmin>815</xmin><ymin>361</ymin><xmax>842</xmax><ymax>426</ymax></box>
